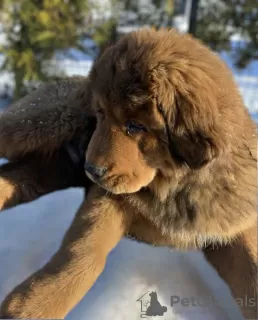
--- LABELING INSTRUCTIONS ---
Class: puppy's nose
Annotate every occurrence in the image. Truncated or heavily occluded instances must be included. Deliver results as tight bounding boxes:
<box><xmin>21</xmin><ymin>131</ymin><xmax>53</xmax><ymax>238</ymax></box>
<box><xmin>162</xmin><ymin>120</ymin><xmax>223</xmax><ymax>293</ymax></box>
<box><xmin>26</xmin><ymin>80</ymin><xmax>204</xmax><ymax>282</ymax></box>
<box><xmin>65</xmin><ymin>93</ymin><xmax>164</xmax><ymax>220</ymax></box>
<box><xmin>84</xmin><ymin>162</ymin><xmax>107</xmax><ymax>179</ymax></box>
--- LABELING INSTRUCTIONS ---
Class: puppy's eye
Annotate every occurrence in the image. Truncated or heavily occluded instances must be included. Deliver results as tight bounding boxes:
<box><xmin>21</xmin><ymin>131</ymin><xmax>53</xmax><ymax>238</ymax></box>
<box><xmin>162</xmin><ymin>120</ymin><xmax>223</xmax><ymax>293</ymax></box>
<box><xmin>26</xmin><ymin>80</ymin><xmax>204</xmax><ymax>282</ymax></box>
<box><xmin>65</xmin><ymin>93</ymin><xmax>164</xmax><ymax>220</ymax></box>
<box><xmin>126</xmin><ymin>120</ymin><xmax>147</xmax><ymax>136</ymax></box>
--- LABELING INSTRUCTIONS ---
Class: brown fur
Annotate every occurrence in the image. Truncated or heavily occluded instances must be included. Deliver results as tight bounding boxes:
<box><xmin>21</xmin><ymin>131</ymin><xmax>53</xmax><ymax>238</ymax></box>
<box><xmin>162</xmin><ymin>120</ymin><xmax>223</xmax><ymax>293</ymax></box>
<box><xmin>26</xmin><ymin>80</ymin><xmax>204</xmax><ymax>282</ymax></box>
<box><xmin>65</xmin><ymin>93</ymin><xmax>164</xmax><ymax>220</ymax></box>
<box><xmin>0</xmin><ymin>153</ymin><xmax>87</xmax><ymax>210</ymax></box>
<box><xmin>0</xmin><ymin>28</ymin><xmax>257</xmax><ymax>319</ymax></box>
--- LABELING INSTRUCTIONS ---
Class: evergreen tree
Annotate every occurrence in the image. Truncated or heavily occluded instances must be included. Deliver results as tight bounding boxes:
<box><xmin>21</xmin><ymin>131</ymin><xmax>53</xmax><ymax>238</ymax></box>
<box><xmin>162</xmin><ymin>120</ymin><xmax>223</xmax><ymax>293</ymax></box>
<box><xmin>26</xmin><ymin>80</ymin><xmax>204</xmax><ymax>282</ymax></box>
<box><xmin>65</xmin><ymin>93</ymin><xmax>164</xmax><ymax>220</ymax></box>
<box><xmin>0</xmin><ymin>0</ymin><xmax>91</xmax><ymax>98</ymax></box>
<box><xmin>196</xmin><ymin>0</ymin><xmax>258</xmax><ymax>68</ymax></box>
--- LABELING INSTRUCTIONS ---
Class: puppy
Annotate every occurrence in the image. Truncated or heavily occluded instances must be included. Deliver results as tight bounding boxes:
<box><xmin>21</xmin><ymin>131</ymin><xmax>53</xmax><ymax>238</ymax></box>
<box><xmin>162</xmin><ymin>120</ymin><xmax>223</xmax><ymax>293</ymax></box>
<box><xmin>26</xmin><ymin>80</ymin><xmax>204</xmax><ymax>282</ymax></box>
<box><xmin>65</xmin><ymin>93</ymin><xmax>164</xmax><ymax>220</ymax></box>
<box><xmin>0</xmin><ymin>77</ymin><xmax>95</xmax><ymax>210</ymax></box>
<box><xmin>0</xmin><ymin>28</ymin><xmax>257</xmax><ymax>319</ymax></box>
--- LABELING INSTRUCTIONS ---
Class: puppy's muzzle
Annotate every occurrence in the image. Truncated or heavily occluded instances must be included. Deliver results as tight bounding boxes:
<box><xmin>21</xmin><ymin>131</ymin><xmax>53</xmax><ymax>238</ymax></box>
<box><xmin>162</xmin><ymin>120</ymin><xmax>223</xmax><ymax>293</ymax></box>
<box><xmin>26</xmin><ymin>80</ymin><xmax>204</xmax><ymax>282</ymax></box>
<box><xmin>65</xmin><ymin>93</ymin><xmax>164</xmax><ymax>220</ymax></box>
<box><xmin>84</xmin><ymin>162</ymin><xmax>107</xmax><ymax>180</ymax></box>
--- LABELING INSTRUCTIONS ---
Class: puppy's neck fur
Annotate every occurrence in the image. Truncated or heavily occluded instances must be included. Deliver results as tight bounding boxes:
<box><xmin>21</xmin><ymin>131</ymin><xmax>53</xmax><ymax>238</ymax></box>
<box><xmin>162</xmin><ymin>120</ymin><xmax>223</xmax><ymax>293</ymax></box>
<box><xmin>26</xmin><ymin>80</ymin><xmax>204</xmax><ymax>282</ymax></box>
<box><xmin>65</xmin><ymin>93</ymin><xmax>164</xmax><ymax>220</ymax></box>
<box><xmin>129</xmin><ymin>123</ymin><xmax>257</xmax><ymax>250</ymax></box>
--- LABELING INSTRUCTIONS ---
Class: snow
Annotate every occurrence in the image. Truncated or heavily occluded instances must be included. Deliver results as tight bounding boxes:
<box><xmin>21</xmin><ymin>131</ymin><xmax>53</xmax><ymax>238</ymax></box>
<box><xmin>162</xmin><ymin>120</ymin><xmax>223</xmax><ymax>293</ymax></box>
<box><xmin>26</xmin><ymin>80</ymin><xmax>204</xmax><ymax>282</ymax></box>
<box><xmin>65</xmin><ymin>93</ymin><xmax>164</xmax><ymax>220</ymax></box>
<box><xmin>45</xmin><ymin>59</ymin><xmax>93</xmax><ymax>78</ymax></box>
<box><xmin>173</xmin><ymin>16</ymin><xmax>189</xmax><ymax>33</ymax></box>
<box><xmin>54</xmin><ymin>49</ymin><xmax>94</xmax><ymax>62</ymax></box>
<box><xmin>219</xmin><ymin>51</ymin><xmax>258</xmax><ymax>113</ymax></box>
<box><xmin>0</xmin><ymin>187</ymin><xmax>244</xmax><ymax>320</ymax></box>
<box><xmin>221</xmin><ymin>51</ymin><xmax>258</xmax><ymax>78</ymax></box>
<box><xmin>54</xmin><ymin>37</ymin><xmax>99</xmax><ymax>62</ymax></box>
<box><xmin>0</xmin><ymin>158</ymin><xmax>8</xmax><ymax>166</ymax></box>
<box><xmin>117</xmin><ymin>25</ymin><xmax>148</xmax><ymax>34</ymax></box>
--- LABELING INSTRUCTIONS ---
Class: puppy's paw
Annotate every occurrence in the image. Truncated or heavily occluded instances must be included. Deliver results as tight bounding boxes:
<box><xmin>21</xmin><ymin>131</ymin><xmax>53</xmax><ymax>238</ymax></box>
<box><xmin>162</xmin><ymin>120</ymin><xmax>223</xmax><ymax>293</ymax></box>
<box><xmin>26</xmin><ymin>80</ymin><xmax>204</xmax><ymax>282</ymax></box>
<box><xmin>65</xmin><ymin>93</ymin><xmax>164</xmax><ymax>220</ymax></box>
<box><xmin>0</xmin><ymin>292</ymin><xmax>26</xmax><ymax>319</ymax></box>
<box><xmin>0</xmin><ymin>290</ymin><xmax>59</xmax><ymax>319</ymax></box>
<box><xmin>0</xmin><ymin>280</ymin><xmax>57</xmax><ymax>319</ymax></box>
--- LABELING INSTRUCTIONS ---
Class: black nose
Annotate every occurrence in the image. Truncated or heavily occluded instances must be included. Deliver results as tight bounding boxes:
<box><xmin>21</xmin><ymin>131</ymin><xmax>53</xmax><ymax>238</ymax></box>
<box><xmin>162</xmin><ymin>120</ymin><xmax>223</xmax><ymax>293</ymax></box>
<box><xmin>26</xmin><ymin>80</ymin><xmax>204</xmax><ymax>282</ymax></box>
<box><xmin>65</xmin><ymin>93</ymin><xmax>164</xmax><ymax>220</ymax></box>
<box><xmin>84</xmin><ymin>162</ymin><xmax>107</xmax><ymax>179</ymax></box>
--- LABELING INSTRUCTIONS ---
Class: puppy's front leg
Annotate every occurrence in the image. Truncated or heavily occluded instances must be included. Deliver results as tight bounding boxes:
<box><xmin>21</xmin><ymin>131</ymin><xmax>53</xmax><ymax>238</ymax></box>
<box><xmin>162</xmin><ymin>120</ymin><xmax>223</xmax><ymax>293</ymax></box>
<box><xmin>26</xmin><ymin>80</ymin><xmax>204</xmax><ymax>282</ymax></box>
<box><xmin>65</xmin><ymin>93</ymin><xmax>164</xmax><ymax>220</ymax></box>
<box><xmin>204</xmin><ymin>226</ymin><xmax>257</xmax><ymax>319</ymax></box>
<box><xmin>0</xmin><ymin>187</ymin><xmax>131</xmax><ymax>319</ymax></box>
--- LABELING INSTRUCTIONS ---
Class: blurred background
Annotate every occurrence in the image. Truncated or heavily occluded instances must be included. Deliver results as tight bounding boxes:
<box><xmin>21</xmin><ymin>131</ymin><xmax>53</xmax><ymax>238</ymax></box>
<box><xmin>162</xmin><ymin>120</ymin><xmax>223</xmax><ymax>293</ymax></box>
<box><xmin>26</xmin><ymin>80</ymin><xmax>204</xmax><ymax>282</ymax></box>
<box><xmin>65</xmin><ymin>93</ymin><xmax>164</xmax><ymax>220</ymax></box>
<box><xmin>0</xmin><ymin>0</ymin><xmax>257</xmax><ymax>120</ymax></box>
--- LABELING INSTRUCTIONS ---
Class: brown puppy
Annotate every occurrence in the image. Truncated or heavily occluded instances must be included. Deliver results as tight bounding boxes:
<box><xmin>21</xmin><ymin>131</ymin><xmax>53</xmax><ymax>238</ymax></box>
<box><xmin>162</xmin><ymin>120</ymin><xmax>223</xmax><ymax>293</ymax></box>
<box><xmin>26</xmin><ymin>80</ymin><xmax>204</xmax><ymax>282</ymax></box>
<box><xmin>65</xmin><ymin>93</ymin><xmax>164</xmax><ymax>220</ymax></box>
<box><xmin>0</xmin><ymin>77</ymin><xmax>95</xmax><ymax>210</ymax></box>
<box><xmin>0</xmin><ymin>28</ymin><xmax>257</xmax><ymax>319</ymax></box>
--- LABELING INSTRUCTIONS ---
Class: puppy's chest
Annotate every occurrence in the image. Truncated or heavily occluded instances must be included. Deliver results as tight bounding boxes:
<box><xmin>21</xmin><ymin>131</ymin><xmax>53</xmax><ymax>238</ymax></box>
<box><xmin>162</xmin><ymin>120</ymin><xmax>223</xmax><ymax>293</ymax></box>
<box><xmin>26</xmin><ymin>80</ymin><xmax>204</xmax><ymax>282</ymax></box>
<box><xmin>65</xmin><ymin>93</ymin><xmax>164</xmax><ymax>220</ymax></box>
<box><xmin>126</xmin><ymin>188</ymin><xmax>198</xmax><ymax>234</ymax></box>
<box><xmin>126</xmin><ymin>191</ymin><xmax>202</xmax><ymax>249</ymax></box>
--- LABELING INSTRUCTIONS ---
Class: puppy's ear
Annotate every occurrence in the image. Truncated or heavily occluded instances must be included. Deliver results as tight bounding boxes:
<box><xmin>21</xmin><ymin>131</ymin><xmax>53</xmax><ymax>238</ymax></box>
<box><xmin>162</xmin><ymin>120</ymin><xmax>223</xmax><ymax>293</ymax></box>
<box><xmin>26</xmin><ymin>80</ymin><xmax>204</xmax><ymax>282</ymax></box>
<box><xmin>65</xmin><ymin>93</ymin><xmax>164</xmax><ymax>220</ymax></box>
<box><xmin>150</xmin><ymin>62</ymin><xmax>224</xmax><ymax>169</ymax></box>
<box><xmin>165</xmin><ymin>95</ymin><xmax>221</xmax><ymax>169</ymax></box>
<box><xmin>0</xmin><ymin>77</ymin><xmax>93</xmax><ymax>160</ymax></box>
<box><xmin>168</xmin><ymin>128</ymin><xmax>219</xmax><ymax>169</ymax></box>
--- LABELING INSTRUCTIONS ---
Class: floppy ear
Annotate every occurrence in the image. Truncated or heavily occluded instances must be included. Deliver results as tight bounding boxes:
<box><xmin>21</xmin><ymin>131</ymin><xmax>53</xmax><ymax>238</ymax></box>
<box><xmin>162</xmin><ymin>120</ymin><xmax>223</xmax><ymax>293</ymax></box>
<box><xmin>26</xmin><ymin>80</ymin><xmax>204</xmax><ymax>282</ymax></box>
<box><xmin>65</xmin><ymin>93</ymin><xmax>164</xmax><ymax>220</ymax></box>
<box><xmin>158</xmin><ymin>101</ymin><xmax>219</xmax><ymax>169</ymax></box>
<box><xmin>0</xmin><ymin>76</ymin><xmax>93</xmax><ymax>161</ymax></box>
<box><xmin>166</xmin><ymin>93</ymin><xmax>222</xmax><ymax>169</ymax></box>
<box><xmin>151</xmin><ymin>64</ymin><xmax>223</xmax><ymax>169</ymax></box>
<box><xmin>167</xmin><ymin>127</ymin><xmax>219</xmax><ymax>169</ymax></box>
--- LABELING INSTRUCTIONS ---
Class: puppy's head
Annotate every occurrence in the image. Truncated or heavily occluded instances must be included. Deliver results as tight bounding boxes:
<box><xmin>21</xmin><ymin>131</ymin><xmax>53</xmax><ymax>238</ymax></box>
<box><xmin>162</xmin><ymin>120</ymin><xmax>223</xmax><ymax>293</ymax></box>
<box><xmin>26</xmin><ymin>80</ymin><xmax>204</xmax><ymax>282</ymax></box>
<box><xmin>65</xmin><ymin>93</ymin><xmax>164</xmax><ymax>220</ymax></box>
<box><xmin>85</xmin><ymin>28</ymin><xmax>237</xmax><ymax>194</ymax></box>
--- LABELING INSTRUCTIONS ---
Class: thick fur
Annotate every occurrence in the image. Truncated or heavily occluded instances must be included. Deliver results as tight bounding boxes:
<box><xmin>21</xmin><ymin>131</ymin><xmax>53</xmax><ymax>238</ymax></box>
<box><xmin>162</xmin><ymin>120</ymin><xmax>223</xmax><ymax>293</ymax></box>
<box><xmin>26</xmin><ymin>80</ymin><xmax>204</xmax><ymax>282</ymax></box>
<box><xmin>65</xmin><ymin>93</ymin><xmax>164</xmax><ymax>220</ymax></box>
<box><xmin>0</xmin><ymin>29</ymin><xmax>257</xmax><ymax>319</ymax></box>
<box><xmin>0</xmin><ymin>77</ymin><xmax>93</xmax><ymax>160</ymax></box>
<box><xmin>0</xmin><ymin>77</ymin><xmax>95</xmax><ymax>210</ymax></box>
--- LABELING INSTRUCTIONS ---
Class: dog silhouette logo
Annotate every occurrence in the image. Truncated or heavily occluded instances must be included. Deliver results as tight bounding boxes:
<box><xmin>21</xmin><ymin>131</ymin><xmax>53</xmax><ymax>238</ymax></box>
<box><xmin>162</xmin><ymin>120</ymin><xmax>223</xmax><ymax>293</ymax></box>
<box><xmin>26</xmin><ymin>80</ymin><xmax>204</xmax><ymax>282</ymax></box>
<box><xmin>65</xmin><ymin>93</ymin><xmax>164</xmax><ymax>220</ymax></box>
<box><xmin>137</xmin><ymin>291</ymin><xmax>167</xmax><ymax>318</ymax></box>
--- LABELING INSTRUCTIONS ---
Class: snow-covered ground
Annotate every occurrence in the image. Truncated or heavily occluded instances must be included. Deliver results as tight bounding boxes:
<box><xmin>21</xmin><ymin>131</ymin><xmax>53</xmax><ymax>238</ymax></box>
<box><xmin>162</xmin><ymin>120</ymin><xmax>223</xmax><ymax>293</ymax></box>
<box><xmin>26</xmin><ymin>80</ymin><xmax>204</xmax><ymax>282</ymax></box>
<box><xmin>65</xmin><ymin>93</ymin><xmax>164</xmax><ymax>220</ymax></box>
<box><xmin>0</xmin><ymin>187</ymin><xmax>244</xmax><ymax>320</ymax></box>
